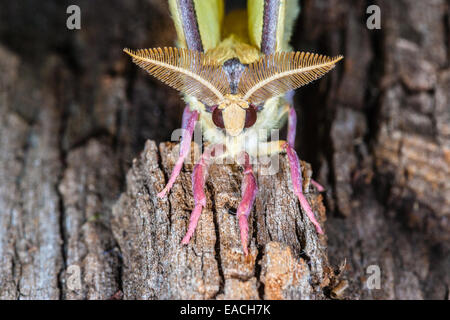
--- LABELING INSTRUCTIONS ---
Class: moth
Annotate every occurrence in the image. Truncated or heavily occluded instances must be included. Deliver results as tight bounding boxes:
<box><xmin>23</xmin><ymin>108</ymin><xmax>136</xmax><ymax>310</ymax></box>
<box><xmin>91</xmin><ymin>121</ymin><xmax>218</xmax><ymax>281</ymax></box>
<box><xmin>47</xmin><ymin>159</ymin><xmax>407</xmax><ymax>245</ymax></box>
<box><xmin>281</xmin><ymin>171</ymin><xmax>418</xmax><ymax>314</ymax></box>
<box><xmin>124</xmin><ymin>0</ymin><xmax>343</xmax><ymax>255</ymax></box>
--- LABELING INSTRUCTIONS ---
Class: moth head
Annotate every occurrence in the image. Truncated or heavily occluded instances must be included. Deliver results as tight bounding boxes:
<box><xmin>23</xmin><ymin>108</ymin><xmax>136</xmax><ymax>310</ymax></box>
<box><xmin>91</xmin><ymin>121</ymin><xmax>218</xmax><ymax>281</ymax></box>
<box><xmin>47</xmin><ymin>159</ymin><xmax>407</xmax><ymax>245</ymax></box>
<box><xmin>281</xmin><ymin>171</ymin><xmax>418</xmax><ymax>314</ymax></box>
<box><xmin>124</xmin><ymin>47</ymin><xmax>343</xmax><ymax>136</ymax></box>
<box><xmin>211</xmin><ymin>95</ymin><xmax>257</xmax><ymax>136</ymax></box>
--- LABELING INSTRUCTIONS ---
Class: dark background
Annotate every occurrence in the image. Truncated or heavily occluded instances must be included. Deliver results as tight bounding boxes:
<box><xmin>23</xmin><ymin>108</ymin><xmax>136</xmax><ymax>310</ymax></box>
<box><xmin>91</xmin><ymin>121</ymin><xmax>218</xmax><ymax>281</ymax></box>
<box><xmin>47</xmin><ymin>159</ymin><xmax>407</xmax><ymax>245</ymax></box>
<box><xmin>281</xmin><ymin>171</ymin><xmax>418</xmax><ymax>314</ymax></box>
<box><xmin>0</xmin><ymin>0</ymin><xmax>448</xmax><ymax>299</ymax></box>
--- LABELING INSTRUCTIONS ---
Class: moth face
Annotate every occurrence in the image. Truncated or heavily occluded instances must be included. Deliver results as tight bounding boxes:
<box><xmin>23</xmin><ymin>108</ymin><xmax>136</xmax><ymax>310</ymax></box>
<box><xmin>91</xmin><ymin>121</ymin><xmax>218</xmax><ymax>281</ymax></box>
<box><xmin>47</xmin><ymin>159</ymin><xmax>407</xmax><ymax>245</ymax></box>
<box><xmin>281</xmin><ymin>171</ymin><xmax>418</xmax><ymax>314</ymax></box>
<box><xmin>212</xmin><ymin>96</ymin><xmax>257</xmax><ymax>136</ymax></box>
<box><xmin>124</xmin><ymin>48</ymin><xmax>343</xmax><ymax>136</ymax></box>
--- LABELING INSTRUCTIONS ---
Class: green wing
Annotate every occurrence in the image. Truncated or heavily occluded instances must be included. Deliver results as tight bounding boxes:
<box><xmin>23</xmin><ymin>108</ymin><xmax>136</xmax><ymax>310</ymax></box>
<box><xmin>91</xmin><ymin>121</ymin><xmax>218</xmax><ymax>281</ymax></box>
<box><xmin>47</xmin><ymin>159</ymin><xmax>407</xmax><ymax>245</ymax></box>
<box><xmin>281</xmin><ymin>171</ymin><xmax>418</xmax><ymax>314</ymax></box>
<box><xmin>247</xmin><ymin>0</ymin><xmax>300</xmax><ymax>53</ymax></box>
<box><xmin>168</xmin><ymin>0</ymin><xmax>224</xmax><ymax>51</ymax></box>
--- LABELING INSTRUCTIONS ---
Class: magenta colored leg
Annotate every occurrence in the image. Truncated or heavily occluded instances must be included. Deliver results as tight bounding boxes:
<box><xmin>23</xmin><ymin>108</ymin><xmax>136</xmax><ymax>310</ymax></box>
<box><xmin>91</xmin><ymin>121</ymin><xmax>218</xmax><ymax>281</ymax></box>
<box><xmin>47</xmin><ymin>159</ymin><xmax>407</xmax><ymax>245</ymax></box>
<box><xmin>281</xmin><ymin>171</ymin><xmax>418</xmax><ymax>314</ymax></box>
<box><xmin>181</xmin><ymin>145</ymin><xmax>224</xmax><ymax>245</ymax></box>
<box><xmin>288</xmin><ymin>107</ymin><xmax>297</xmax><ymax>148</ymax></box>
<box><xmin>311</xmin><ymin>180</ymin><xmax>325</xmax><ymax>192</ymax></box>
<box><xmin>181</xmin><ymin>204</ymin><xmax>203</xmax><ymax>244</ymax></box>
<box><xmin>284</xmin><ymin>143</ymin><xmax>324</xmax><ymax>234</ymax></box>
<box><xmin>236</xmin><ymin>153</ymin><xmax>258</xmax><ymax>255</ymax></box>
<box><xmin>181</xmin><ymin>104</ymin><xmax>193</xmax><ymax>131</ymax></box>
<box><xmin>158</xmin><ymin>107</ymin><xmax>199</xmax><ymax>198</ymax></box>
<box><xmin>287</xmin><ymin>106</ymin><xmax>325</xmax><ymax>194</ymax></box>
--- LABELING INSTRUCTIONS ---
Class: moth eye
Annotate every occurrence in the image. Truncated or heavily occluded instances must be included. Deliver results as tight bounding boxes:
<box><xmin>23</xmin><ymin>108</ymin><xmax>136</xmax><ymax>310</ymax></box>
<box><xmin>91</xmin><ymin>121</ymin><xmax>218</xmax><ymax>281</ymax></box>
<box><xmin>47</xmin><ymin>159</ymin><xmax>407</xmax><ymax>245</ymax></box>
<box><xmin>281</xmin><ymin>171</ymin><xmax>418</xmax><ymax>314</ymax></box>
<box><xmin>244</xmin><ymin>105</ymin><xmax>257</xmax><ymax>128</ymax></box>
<box><xmin>212</xmin><ymin>107</ymin><xmax>225</xmax><ymax>129</ymax></box>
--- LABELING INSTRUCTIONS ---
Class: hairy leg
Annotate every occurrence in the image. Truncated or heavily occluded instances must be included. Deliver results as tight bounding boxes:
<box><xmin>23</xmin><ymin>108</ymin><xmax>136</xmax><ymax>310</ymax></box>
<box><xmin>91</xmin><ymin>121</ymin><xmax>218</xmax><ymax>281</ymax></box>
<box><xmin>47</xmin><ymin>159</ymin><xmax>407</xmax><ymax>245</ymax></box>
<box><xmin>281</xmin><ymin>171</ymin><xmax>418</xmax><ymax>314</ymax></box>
<box><xmin>158</xmin><ymin>106</ymin><xmax>199</xmax><ymax>198</ymax></box>
<box><xmin>288</xmin><ymin>106</ymin><xmax>297</xmax><ymax>147</ymax></box>
<box><xmin>286</xmin><ymin>106</ymin><xmax>324</xmax><ymax>233</ymax></box>
<box><xmin>181</xmin><ymin>144</ymin><xmax>224</xmax><ymax>244</ymax></box>
<box><xmin>257</xmin><ymin>139</ymin><xmax>324</xmax><ymax>234</ymax></box>
<box><xmin>287</xmin><ymin>106</ymin><xmax>325</xmax><ymax>192</ymax></box>
<box><xmin>181</xmin><ymin>104</ymin><xmax>193</xmax><ymax>129</ymax></box>
<box><xmin>236</xmin><ymin>152</ymin><xmax>258</xmax><ymax>255</ymax></box>
<box><xmin>283</xmin><ymin>142</ymin><xmax>324</xmax><ymax>234</ymax></box>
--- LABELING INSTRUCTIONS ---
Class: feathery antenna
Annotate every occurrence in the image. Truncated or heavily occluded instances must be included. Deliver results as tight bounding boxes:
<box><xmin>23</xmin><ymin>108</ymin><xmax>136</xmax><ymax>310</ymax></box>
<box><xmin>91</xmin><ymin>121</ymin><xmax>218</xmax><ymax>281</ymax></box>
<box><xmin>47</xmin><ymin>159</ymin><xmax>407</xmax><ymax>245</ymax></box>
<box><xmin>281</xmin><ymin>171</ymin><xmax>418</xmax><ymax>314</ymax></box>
<box><xmin>124</xmin><ymin>47</ymin><xmax>229</xmax><ymax>105</ymax></box>
<box><xmin>238</xmin><ymin>52</ymin><xmax>343</xmax><ymax>104</ymax></box>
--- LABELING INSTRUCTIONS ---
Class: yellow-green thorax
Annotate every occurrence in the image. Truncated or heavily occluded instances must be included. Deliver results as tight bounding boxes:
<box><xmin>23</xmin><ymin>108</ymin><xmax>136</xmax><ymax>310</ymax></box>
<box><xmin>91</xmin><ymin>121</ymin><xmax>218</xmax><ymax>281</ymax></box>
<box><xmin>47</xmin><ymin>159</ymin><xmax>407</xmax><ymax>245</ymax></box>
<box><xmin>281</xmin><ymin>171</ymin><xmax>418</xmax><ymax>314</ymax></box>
<box><xmin>168</xmin><ymin>1</ymin><xmax>300</xmax><ymax>157</ymax></box>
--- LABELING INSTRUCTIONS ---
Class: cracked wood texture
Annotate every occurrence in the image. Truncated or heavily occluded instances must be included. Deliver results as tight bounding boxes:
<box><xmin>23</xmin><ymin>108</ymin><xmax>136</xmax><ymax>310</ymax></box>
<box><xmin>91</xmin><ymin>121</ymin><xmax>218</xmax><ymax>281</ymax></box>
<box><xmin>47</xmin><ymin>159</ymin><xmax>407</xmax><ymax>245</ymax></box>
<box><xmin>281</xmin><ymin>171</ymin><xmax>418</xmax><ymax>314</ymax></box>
<box><xmin>112</xmin><ymin>141</ymin><xmax>328</xmax><ymax>299</ymax></box>
<box><xmin>0</xmin><ymin>0</ymin><xmax>449</xmax><ymax>300</ymax></box>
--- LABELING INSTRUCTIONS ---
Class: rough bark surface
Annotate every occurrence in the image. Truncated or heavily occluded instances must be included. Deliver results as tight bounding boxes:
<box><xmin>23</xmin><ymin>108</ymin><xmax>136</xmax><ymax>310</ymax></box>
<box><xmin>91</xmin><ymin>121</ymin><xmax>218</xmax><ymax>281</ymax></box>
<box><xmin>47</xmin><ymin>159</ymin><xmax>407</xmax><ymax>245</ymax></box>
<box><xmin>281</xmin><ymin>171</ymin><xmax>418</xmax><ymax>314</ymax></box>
<box><xmin>112</xmin><ymin>141</ymin><xmax>329</xmax><ymax>300</ymax></box>
<box><xmin>0</xmin><ymin>0</ymin><xmax>448</xmax><ymax>300</ymax></box>
<box><xmin>296</xmin><ymin>0</ymin><xmax>450</xmax><ymax>299</ymax></box>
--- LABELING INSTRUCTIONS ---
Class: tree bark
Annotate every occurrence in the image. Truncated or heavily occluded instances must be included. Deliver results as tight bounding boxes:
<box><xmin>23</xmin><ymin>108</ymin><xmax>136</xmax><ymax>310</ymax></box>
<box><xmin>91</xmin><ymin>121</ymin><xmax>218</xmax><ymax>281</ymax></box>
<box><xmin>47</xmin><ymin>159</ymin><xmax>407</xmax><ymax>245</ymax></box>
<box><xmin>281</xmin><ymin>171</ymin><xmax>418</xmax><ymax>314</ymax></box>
<box><xmin>112</xmin><ymin>141</ymin><xmax>331</xmax><ymax>300</ymax></box>
<box><xmin>0</xmin><ymin>0</ymin><xmax>448</xmax><ymax>300</ymax></box>
<box><xmin>296</xmin><ymin>0</ymin><xmax>450</xmax><ymax>299</ymax></box>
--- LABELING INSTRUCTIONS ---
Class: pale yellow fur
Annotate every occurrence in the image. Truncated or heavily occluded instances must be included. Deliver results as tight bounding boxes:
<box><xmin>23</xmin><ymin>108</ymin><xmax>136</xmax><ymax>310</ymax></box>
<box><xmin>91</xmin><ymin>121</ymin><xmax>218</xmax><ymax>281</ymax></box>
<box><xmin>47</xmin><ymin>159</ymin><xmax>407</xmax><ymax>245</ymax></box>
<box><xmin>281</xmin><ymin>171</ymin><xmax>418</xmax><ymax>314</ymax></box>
<box><xmin>186</xmin><ymin>95</ymin><xmax>288</xmax><ymax>158</ymax></box>
<box><xmin>174</xmin><ymin>2</ymin><xmax>300</xmax><ymax>159</ymax></box>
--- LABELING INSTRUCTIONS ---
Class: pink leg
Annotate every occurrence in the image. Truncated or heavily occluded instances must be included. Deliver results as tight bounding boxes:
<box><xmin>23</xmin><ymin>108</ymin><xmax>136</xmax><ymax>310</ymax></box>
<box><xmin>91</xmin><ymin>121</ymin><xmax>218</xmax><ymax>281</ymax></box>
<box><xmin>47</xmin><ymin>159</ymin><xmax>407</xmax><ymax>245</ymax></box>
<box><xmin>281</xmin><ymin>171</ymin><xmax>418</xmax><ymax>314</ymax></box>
<box><xmin>181</xmin><ymin>204</ymin><xmax>203</xmax><ymax>244</ymax></box>
<box><xmin>181</xmin><ymin>104</ymin><xmax>193</xmax><ymax>130</ymax></box>
<box><xmin>284</xmin><ymin>143</ymin><xmax>323</xmax><ymax>234</ymax></box>
<box><xmin>287</xmin><ymin>106</ymin><xmax>325</xmax><ymax>193</ymax></box>
<box><xmin>311</xmin><ymin>180</ymin><xmax>325</xmax><ymax>192</ymax></box>
<box><xmin>288</xmin><ymin>107</ymin><xmax>297</xmax><ymax>148</ymax></box>
<box><xmin>158</xmin><ymin>107</ymin><xmax>199</xmax><ymax>198</ymax></box>
<box><xmin>286</xmin><ymin>106</ymin><xmax>323</xmax><ymax>233</ymax></box>
<box><xmin>181</xmin><ymin>145</ymin><xmax>223</xmax><ymax>244</ymax></box>
<box><xmin>236</xmin><ymin>153</ymin><xmax>258</xmax><ymax>255</ymax></box>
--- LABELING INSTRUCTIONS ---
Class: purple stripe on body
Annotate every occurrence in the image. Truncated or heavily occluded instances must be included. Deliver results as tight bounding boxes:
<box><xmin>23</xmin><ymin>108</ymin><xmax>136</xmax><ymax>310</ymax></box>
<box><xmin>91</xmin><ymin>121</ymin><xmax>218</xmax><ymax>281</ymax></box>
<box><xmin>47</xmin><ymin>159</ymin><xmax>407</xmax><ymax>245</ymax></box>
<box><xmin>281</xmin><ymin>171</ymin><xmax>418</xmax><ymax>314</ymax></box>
<box><xmin>177</xmin><ymin>0</ymin><xmax>203</xmax><ymax>51</ymax></box>
<box><xmin>261</xmin><ymin>0</ymin><xmax>281</xmax><ymax>55</ymax></box>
